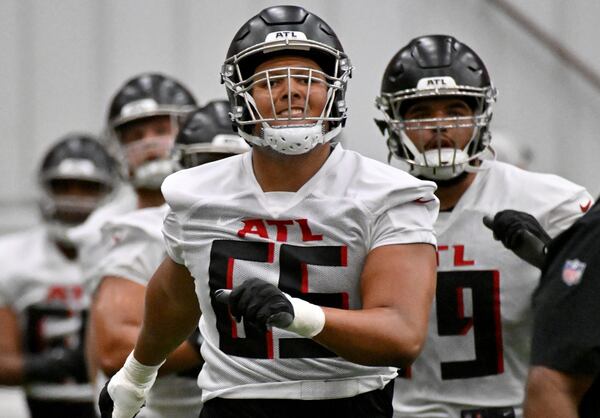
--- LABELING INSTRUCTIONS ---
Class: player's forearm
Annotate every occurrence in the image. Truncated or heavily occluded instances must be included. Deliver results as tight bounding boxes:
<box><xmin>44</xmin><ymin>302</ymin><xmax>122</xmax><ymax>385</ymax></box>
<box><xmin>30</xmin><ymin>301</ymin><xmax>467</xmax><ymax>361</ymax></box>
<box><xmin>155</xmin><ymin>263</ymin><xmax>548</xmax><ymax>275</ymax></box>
<box><xmin>0</xmin><ymin>354</ymin><xmax>25</xmax><ymax>385</ymax></box>
<box><xmin>133</xmin><ymin>268</ymin><xmax>200</xmax><ymax>367</ymax></box>
<box><xmin>134</xmin><ymin>314</ymin><xmax>198</xmax><ymax>367</ymax></box>
<box><xmin>313</xmin><ymin>307</ymin><xmax>426</xmax><ymax>367</ymax></box>
<box><xmin>524</xmin><ymin>366</ymin><xmax>589</xmax><ymax>418</ymax></box>
<box><xmin>524</xmin><ymin>383</ymin><xmax>579</xmax><ymax>418</ymax></box>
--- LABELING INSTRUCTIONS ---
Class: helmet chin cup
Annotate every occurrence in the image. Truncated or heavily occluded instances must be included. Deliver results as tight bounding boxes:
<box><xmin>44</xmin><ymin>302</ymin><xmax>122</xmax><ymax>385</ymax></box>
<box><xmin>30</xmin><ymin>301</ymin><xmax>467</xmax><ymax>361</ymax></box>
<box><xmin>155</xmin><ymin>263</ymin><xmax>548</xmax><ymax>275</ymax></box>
<box><xmin>411</xmin><ymin>148</ymin><xmax>470</xmax><ymax>180</ymax></box>
<box><xmin>240</xmin><ymin>123</ymin><xmax>341</xmax><ymax>155</ymax></box>
<box><xmin>262</xmin><ymin>123</ymin><xmax>324</xmax><ymax>155</ymax></box>
<box><xmin>45</xmin><ymin>221</ymin><xmax>76</xmax><ymax>248</ymax></box>
<box><xmin>131</xmin><ymin>159</ymin><xmax>174</xmax><ymax>189</ymax></box>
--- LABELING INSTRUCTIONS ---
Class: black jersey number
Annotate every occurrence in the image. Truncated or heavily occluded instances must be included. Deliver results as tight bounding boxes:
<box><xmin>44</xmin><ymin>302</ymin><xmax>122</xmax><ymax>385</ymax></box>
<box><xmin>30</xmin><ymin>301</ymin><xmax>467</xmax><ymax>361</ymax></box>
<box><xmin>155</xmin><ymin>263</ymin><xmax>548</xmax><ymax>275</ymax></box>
<box><xmin>208</xmin><ymin>240</ymin><xmax>347</xmax><ymax>359</ymax></box>
<box><xmin>436</xmin><ymin>270</ymin><xmax>503</xmax><ymax>379</ymax></box>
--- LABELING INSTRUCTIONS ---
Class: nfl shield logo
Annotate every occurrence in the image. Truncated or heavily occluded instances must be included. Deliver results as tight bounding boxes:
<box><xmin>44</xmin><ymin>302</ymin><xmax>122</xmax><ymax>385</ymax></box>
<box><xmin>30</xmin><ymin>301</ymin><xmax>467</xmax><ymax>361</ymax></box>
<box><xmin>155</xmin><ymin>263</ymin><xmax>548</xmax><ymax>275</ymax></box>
<box><xmin>562</xmin><ymin>259</ymin><xmax>587</xmax><ymax>286</ymax></box>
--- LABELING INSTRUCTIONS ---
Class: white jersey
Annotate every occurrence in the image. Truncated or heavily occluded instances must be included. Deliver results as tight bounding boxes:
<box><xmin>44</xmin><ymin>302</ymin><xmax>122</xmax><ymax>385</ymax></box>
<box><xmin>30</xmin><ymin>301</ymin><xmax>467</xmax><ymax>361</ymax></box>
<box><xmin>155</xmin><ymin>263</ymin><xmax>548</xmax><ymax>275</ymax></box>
<box><xmin>92</xmin><ymin>204</ymin><xmax>203</xmax><ymax>418</ymax></box>
<box><xmin>392</xmin><ymin>160</ymin><xmax>592</xmax><ymax>418</ymax></box>
<box><xmin>69</xmin><ymin>182</ymin><xmax>137</xmax><ymax>290</ymax></box>
<box><xmin>0</xmin><ymin>226</ymin><xmax>92</xmax><ymax>402</ymax></box>
<box><xmin>162</xmin><ymin>144</ymin><xmax>439</xmax><ymax>402</ymax></box>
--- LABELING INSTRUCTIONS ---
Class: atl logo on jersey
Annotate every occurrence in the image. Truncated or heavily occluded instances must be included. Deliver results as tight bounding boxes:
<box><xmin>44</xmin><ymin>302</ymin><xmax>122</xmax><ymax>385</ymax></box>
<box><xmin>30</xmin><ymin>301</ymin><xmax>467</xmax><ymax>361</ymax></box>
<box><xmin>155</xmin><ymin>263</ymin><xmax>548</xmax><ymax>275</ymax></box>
<box><xmin>237</xmin><ymin>218</ymin><xmax>323</xmax><ymax>242</ymax></box>
<box><xmin>436</xmin><ymin>244</ymin><xmax>476</xmax><ymax>267</ymax></box>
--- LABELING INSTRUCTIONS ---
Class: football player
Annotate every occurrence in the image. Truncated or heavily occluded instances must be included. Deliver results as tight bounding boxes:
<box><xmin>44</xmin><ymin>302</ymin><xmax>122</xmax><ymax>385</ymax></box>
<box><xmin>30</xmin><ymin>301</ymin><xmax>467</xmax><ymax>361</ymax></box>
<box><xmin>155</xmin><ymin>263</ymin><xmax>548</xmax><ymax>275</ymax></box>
<box><xmin>73</xmin><ymin>72</ymin><xmax>198</xmax><ymax>283</ymax></box>
<box><xmin>483</xmin><ymin>208</ymin><xmax>599</xmax><ymax>417</ymax></box>
<box><xmin>83</xmin><ymin>73</ymin><xmax>200</xmax><ymax>417</ymax></box>
<box><xmin>0</xmin><ymin>134</ymin><xmax>118</xmax><ymax>418</ymax></box>
<box><xmin>99</xmin><ymin>5</ymin><xmax>439</xmax><ymax>418</ymax></box>
<box><xmin>90</xmin><ymin>100</ymin><xmax>249</xmax><ymax>418</ymax></box>
<box><xmin>375</xmin><ymin>34</ymin><xmax>593</xmax><ymax>417</ymax></box>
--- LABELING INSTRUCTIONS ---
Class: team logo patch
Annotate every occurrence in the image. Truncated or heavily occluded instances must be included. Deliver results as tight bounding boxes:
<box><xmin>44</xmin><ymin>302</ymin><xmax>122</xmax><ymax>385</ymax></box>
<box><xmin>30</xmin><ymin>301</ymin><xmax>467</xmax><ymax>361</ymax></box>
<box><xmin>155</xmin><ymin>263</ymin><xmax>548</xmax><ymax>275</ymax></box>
<box><xmin>265</xmin><ymin>31</ymin><xmax>308</xmax><ymax>43</ymax></box>
<box><xmin>562</xmin><ymin>259</ymin><xmax>586</xmax><ymax>286</ymax></box>
<box><xmin>416</xmin><ymin>76</ymin><xmax>457</xmax><ymax>90</ymax></box>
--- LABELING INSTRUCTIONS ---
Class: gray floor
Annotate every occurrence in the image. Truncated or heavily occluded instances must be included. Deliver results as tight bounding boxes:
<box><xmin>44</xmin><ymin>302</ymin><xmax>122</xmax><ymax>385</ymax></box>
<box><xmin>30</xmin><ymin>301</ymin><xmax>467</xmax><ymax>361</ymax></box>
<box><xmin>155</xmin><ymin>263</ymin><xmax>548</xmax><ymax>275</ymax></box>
<box><xmin>0</xmin><ymin>387</ymin><xmax>28</xmax><ymax>418</ymax></box>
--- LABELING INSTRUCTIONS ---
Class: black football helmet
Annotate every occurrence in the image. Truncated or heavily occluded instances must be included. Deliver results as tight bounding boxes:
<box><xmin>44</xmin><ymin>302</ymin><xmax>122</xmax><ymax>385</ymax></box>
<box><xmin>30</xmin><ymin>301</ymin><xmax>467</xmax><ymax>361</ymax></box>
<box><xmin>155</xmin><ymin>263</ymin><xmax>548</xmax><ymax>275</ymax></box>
<box><xmin>38</xmin><ymin>134</ymin><xmax>118</xmax><ymax>245</ymax></box>
<box><xmin>221</xmin><ymin>5</ymin><xmax>352</xmax><ymax>155</ymax></box>
<box><xmin>173</xmin><ymin>100</ymin><xmax>250</xmax><ymax>170</ymax></box>
<box><xmin>376</xmin><ymin>35</ymin><xmax>497</xmax><ymax>180</ymax></box>
<box><xmin>108</xmin><ymin>73</ymin><xmax>197</xmax><ymax>129</ymax></box>
<box><xmin>106</xmin><ymin>72</ymin><xmax>197</xmax><ymax>189</ymax></box>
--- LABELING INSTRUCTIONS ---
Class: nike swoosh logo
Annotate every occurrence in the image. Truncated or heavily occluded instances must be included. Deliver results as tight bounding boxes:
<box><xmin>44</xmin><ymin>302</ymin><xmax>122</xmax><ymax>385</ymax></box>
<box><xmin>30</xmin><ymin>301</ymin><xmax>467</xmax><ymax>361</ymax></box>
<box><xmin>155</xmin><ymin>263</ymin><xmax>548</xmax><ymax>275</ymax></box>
<box><xmin>216</xmin><ymin>218</ymin><xmax>229</xmax><ymax>226</ymax></box>
<box><xmin>580</xmin><ymin>200</ymin><xmax>592</xmax><ymax>213</ymax></box>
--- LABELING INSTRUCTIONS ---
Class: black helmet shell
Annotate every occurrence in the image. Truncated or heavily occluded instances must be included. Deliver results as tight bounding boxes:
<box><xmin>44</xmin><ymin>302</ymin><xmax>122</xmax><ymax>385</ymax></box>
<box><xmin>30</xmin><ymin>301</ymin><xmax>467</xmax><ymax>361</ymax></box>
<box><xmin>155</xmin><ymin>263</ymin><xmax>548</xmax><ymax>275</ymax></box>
<box><xmin>108</xmin><ymin>73</ymin><xmax>197</xmax><ymax>128</ymax></box>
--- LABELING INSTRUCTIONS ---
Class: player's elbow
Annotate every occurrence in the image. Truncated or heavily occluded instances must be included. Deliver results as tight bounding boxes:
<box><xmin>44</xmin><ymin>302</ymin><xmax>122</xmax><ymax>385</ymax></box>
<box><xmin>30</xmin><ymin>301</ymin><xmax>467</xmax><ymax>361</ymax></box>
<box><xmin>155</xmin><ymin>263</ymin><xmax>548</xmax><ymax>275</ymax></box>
<box><xmin>391</xmin><ymin>330</ymin><xmax>426</xmax><ymax>368</ymax></box>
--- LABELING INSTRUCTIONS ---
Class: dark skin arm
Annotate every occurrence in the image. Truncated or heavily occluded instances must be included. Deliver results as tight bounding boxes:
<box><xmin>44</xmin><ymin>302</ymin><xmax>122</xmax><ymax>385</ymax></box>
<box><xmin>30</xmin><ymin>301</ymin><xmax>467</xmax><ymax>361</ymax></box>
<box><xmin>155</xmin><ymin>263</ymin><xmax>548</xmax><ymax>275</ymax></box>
<box><xmin>0</xmin><ymin>307</ymin><xmax>24</xmax><ymax>385</ymax></box>
<box><xmin>314</xmin><ymin>243</ymin><xmax>437</xmax><ymax>367</ymax></box>
<box><xmin>133</xmin><ymin>258</ymin><xmax>201</xmax><ymax>366</ymax></box>
<box><xmin>91</xmin><ymin>275</ymin><xmax>201</xmax><ymax>376</ymax></box>
<box><xmin>524</xmin><ymin>366</ymin><xmax>595</xmax><ymax>418</ymax></box>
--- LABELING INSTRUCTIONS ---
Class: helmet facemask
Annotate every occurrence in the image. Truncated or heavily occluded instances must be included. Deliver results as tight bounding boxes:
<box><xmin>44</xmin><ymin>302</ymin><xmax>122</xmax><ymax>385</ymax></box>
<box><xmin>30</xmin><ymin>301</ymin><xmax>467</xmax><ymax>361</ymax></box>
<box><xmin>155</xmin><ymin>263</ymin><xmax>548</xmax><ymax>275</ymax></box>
<box><xmin>172</xmin><ymin>134</ymin><xmax>250</xmax><ymax>170</ymax></box>
<box><xmin>377</xmin><ymin>79</ymin><xmax>496</xmax><ymax>180</ymax></box>
<box><xmin>106</xmin><ymin>73</ymin><xmax>197</xmax><ymax>189</ymax></box>
<box><xmin>39</xmin><ymin>170</ymin><xmax>115</xmax><ymax>246</ymax></box>
<box><xmin>113</xmin><ymin>114</ymin><xmax>184</xmax><ymax>190</ymax></box>
<box><xmin>222</xmin><ymin>37</ymin><xmax>352</xmax><ymax>155</ymax></box>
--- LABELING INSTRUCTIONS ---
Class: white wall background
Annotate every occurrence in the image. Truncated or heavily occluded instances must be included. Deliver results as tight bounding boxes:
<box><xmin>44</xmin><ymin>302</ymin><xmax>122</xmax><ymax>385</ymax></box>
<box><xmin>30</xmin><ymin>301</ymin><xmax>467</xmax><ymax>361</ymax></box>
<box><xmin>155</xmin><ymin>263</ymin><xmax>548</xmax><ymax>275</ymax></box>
<box><xmin>1</xmin><ymin>0</ymin><xmax>600</xmax><ymax>234</ymax></box>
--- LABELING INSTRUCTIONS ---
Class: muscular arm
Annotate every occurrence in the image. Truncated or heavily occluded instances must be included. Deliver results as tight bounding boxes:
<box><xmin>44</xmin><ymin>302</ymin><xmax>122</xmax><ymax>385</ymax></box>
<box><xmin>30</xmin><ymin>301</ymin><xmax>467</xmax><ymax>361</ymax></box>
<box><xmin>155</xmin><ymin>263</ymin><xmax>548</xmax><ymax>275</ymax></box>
<box><xmin>0</xmin><ymin>307</ymin><xmax>24</xmax><ymax>385</ymax></box>
<box><xmin>92</xmin><ymin>274</ymin><xmax>201</xmax><ymax>376</ymax></box>
<box><xmin>524</xmin><ymin>366</ymin><xmax>594</xmax><ymax>418</ymax></box>
<box><xmin>313</xmin><ymin>243</ymin><xmax>436</xmax><ymax>367</ymax></box>
<box><xmin>133</xmin><ymin>257</ymin><xmax>201</xmax><ymax>367</ymax></box>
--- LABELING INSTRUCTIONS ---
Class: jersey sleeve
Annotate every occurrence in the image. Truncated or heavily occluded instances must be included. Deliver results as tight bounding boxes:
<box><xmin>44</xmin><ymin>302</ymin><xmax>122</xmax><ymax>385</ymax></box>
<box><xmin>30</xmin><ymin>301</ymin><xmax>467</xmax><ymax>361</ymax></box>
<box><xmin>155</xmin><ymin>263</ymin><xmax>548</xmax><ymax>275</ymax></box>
<box><xmin>370</xmin><ymin>187</ymin><xmax>438</xmax><ymax>250</ymax></box>
<box><xmin>161</xmin><ymin>170</ymin><xmax>198</xmax><ymax>265</ymax></box>
<box><xmin>92</xmin><ymin>223</ymin><xmax>166</xmax><ymax>289</ymax></box>
<box><xmin>530</xmin><ymin>221</ymin><xmax>600</xmax><ymax>375</ymax></box>
<box><xmin>544</xmin><ymin>186</ymin><xmax>593</xmax><ymax>237</ymax></box>
<box><xmin>163</xmin><ymin>209</ymin><xmax>186</xmax><ymax>265</ymax></box>
<box><xmin>0</xmin><ymin>232</ymin><xmax>29</xmax><ymax>308</ymax></box>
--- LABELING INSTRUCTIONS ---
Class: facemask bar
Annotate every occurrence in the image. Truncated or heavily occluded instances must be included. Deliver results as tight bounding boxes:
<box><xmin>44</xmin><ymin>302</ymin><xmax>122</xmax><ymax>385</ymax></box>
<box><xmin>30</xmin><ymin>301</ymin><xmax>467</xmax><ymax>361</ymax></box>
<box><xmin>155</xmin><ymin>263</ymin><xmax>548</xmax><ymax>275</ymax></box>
<box><xmin>230</xmin><ymin>66</ymin><xmax>345</xmax><ymax>127</ymax></box>
<box><xmin>107</xmin><ymin>112</ymin><xmax>186</xmax><ymax>188</ymax></box>
<box><xmin>171</xmin><ymin>136</ymin><xmax>251</xmax><ymax>170</ymax></box>
<box><xmin>124</xmin><ymin>135</ymin><xmax>175</xmax><ymax>169</ymax></box>
<box><xmin>39</xmin><ymin>176</ymin><xmax>115</xmax><ymax>245</ymax></box>
<box><xmin>221</xmin><ymin>38</ymin><xmax>352</xmax><ymax>153</ymax></box>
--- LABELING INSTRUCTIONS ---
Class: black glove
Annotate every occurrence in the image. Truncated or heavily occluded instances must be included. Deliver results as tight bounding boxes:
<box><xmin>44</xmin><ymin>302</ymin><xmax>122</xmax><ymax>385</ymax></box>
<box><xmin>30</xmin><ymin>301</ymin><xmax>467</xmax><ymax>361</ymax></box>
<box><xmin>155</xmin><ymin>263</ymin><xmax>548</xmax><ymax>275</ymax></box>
<box><xmin>228</xmin><ymin>278</ymin><xmax>294</xmax><ymax>333</ymax></box>
<box><xmin>24</xmin><ymin>346</ymin><xmax>88</xmax><ymax>383</ymax></box>
<box><xmin>98</xmin><ymin>379</ymin><xmax>115</xmax><ymax>418</ymax></box>
<box><xmin>488</xmin><ymin>210</ymin><xmax>551</xmax><ymax>248</ymax></box>
<box><xmin>484</xmin><ymin>210</ymin><xmax>550</xmax><ymax>268</ymax></box>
